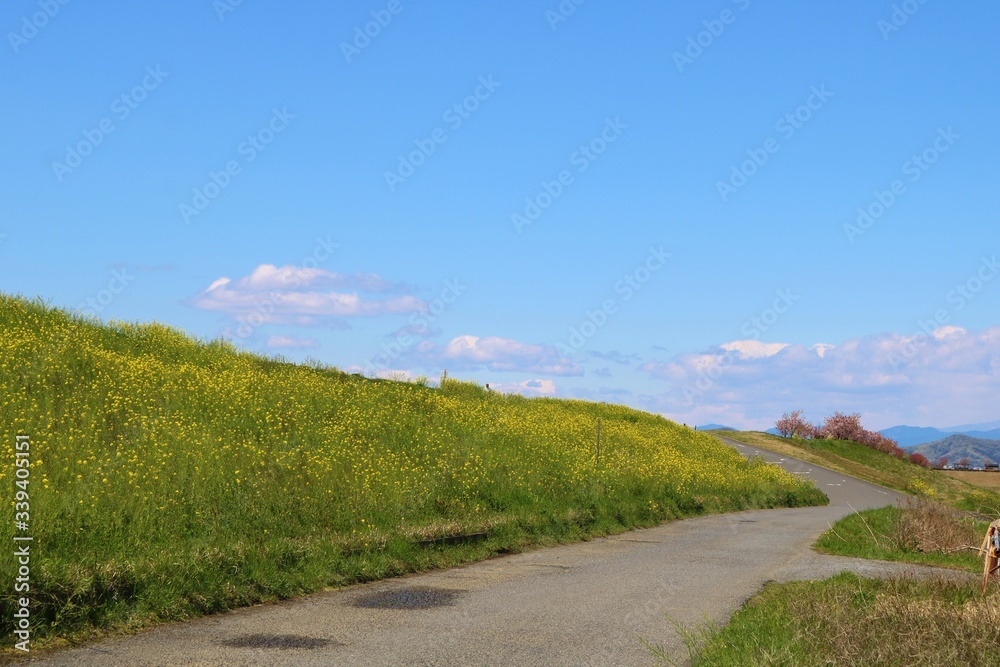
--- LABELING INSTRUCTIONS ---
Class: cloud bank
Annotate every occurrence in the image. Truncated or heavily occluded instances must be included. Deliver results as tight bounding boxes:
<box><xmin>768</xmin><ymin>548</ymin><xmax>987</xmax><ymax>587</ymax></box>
<box><xmin>640</xmin><ymin>326</ymin><xmax>1000</xmax><ymax>430</ymax></box>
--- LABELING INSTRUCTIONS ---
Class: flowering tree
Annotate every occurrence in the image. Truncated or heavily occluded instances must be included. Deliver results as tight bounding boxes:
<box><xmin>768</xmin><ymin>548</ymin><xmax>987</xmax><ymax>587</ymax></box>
<box><xmin>909</xmin><ymin>453</ymin><xmax>931</xmax><ymax>468</ymax></box>
<box><xmin>799</xmin><ymin>410</ymin><xmax>917</xmax><ymax>462</ymax></box>
<box><xmin>817</xmin><ymin>412</ymin><xmax>866</xmax><ymax>443</ymax></box>
<box><xmin>937</xmin><ymin>456</ymin><xmax>949</xmax><ymax>468</ymax></box>
<box><xmin>958</xmin><ymin>457</ymin><xmax>971</xmax><ymax>469</ymax></box>
<box><xmin>774</xmin><ymin>410</ymin><xmax>814</xmax><ymax>438</ymax></box>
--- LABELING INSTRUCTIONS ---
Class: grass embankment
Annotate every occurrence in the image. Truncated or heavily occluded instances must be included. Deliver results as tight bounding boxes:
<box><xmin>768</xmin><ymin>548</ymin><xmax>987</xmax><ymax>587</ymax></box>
<box><xmin>665</xmin><ymin>432</ymin><xmax>997</xmax><ymax>665</ymax></box>
<box><xmin>654</xmin><ymin>573</ymin><xmax>1000</xmax><ymax>667</ymax></box>
<box><xmin>716</xmin><ymin>430</ymin><xmax>1000</xmax><ymax>511</ymax></box>
<box><xmin>0</xmin><ymin>295</ymin><xmax>825</xmax><ymax>648</ymax></box>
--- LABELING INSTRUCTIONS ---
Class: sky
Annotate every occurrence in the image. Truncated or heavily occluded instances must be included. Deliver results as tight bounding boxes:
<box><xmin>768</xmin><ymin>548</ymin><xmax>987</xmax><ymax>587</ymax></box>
<box><xmin>2</xmin><ymin>0</ymin><xmax>998</xmax><ymax>431</ymax></box>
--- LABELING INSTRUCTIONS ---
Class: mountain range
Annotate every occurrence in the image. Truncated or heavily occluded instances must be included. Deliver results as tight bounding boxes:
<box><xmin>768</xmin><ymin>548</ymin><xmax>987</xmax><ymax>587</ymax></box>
<box><xmin>697</xmin><ymin>423</ymin><xmax>736</xmax><ymax>431</ymax></box>
<box><xmin>878</xmin><ymin>423</ymin><xmax>1000</xmax><ymax>449</ymax></box>
<box><xmin>910</xmin><ymin>434</ymin><xmax>1000</xmax><ymax>467</ymax></box>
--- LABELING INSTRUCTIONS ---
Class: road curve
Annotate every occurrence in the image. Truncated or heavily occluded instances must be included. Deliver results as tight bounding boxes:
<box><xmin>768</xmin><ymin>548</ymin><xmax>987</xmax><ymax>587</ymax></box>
<box><xmin>23</xmin><ymin>437</ymin><xmax>929</xmax><ymax>667</ymax></box>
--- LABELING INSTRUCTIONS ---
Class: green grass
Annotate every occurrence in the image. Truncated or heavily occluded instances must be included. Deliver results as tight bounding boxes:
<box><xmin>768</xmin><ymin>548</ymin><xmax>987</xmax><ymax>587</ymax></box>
<box><xmin>0</xmin><ymin>295</ymin><xmax>826</xmax><ymax>650</ymax></box>
<box><xmin>717</xmin><ymin>430</ymin><xmax>1000</xmax><ymax>511</ymax></box>
<box><xmin>814</xmin><ymin>505</ymin><xmax>986</xmax><ymax>572</ymax></box>
<box><xmin>668</xmin><ymin>433</ymin><xmax>998</xmax><ymax>666</ymax></box>
<box><xmin>650</xmin><ymin>573</ymin><xmax>995</xmax><ymax>667</ymax></box>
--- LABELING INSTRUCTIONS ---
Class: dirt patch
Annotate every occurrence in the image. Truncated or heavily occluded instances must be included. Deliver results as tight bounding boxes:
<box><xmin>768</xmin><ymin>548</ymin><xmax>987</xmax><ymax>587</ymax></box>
<box><xmin>352</xmin><ymin>587</ymin><xmax>463</xmax><ymax>609</ymax></box>
<box><xmin>217</xmin><ymin>634</ymin><xmax>340</xmax><ymax>650</ymax></box>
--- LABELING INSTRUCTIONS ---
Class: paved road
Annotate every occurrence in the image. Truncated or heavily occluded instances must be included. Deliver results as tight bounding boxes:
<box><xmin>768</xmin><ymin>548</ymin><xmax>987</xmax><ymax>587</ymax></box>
<box><xmin>23</xmin><ymin>437</ymin><xmax>949</xmax><ymax>667</ymax></box>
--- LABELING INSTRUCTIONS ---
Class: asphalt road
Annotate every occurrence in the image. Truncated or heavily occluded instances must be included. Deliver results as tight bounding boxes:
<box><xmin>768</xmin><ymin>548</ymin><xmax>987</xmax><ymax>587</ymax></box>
<box><xmin>22</xmin><ymin>436</ymin><xmax>948</xmax><ymax>667</ymax></box>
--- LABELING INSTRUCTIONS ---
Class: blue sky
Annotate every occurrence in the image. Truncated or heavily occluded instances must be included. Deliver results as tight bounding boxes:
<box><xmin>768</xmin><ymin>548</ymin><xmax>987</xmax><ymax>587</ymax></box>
<box><xmin>2</xmin><ymin>0</ymin><xmax>998</xmax><ymax>430</ymax></box>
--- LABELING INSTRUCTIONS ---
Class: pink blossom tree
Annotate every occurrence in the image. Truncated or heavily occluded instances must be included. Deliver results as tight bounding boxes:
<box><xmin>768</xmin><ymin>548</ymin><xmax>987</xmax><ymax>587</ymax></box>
<box><xmin>775</xmin><ymin>410</ymin><xmax>814</xmax><ymax>438</ymax></box>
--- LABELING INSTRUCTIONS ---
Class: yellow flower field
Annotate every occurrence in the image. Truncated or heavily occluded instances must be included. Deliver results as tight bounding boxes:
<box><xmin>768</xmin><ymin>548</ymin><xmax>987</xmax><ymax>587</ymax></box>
<box><xmin>0</xmin><ymin>295</ymin><xmax>824</xmax><ymax>645</ymax></box>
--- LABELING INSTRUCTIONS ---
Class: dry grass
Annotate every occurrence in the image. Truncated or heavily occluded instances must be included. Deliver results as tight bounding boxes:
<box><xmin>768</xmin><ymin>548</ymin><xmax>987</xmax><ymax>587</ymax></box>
<box><xmin>678</xmin><ymin>573</ymin><xmax>1000</xmax><ymax>667</ymax></box>
<box><xmin>790</xmin><ymin>576</ymin><xmax>1000</xmax><ymax>666</ymax></box>
<box><xmin>893</xmin><ymin>498</ymin><xmax>985</xmax><ymax>556</ymax></box>
<box><xmin>943</xmin><ymin>470</ymin><xmax>1000</xmax><ymax>492</ymax></box>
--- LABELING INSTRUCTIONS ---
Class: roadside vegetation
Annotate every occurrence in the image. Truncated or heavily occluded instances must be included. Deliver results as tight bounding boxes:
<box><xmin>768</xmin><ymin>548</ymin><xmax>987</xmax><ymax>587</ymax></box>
<box><xmin>815</xmin><ymin>499</ymin><xmax>988</xmax><ymax>572</ymax></box>
<box><xmin>652</xmin><ymin>573</ymin><xmax>997</xmax><ymax>667</ymax></box>
<box><xmin>672</xmin><ymin>423</ymin><xmax>1000</xmax><ymax>666</ymax></box>
<box><xmin>715</xmin><ymin>430</ymin><xmax>1000</xmax><ymax>511</ymax></box>
<box><xmin>0</xmin><ymin>295</ymin><xmax>825</xmax><ymax>649</ymax></box>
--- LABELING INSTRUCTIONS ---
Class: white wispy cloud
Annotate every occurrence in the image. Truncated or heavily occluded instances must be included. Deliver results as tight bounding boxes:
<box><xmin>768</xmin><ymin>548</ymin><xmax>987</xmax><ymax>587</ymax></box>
<box><xmin>408</xmin><ymin>335</ymin><xmax>583</xmax><ymax>376</ymax></box>
<box><xmin>491</xmin><ymin>378</ymin><xmax>557</xmax><ymax>396</ymax></box>
<box><xmin>192</xmin><ymin>264</ymin><xmax>425</xmax><ymax>326</ymax></box>
<box><xmin>639</xmin><ymin>326</ymin><xmax>1000</xmax><ymax>430</ymax></box>
<box><xmin>266</xmin><ymin>334</ymin><xmax>319</xmax><ymax>349</ymax></box>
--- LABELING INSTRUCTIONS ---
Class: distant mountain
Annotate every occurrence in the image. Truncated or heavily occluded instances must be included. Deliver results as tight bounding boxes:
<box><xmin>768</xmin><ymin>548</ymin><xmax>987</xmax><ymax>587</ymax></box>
<box><xmin>945</xmin><ymin>419</ymin><xmax>1000</xmax><ymax>432</ymax></box>
<box><xmin>698</xmin><ymin>423</ymin><xmax>736</xmax><ymax>431</ymax></box>
<box><xmin>764</xmin><ymin>427</ymin><xmax>780</xmax><ymax>436</ymax></box>
<box><xmin>912</xmin><ymin>434</ymin><xmax>1000</xmax><ymax>467</ymax></box>
<box><xmin>961</xmin><ymin>428</ymin><xmax>1000</xmax><ymax>441</ymax></box>
<box><xmin>880</xmin><ymin>425</ymin><xmax>951</xmax><ymax>449</ymax></box>
<box><xmin>879</xmin><ymin>423</ymin><xmax>1000</xmax><ymax>449</ymax></box>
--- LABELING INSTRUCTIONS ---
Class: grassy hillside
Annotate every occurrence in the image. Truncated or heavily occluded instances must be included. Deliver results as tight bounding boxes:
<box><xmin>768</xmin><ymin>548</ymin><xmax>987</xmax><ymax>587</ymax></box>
<box><xmin>0</xmin><ymin>295</ymin><xmax>824</xmax><ymax>647</ymax></box>
<box><xmin>715</xmin><ymin>430</ymin><xmax>1000</xmax><ymax>511</ymax></box>
<box><xmin>912</xmin><ymin>434</ymin><xmax>1000</xmax><ymax>467</ymax></box>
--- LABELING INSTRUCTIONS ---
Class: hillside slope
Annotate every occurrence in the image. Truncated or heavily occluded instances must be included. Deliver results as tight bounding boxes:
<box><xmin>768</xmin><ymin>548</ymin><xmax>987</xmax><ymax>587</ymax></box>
<box><xmin>0</xmin><ymin>295</ymin><xmax>823</xmax><ymax>646</ymax></box>
<box><xmin>912</xmin><ymin>434</ymin><xmax>1000</xmax><ymax>466</ymax></box>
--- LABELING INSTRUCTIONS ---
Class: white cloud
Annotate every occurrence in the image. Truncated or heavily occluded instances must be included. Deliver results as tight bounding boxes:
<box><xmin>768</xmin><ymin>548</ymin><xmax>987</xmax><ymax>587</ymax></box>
<box><xmin>639</xmin><ymin>327</ymin><xmax>1000</xmax><ymax>430</ymax></box>
<box><xmin>719</xmin><ymin>340</ymin><xmax>789</xmax><ymax>359</ymax></box>
<box><xmin>192</xmin><ymin>264</ymin><xmax>425</xmax><ymax>325</ymax></box>
<box><xmin>266</xmin><ymin>335</ymin><xmax>319</xmax><ymax>349</ymax></box>
<box><xmin>408</xmin><ymin>335</ymin><xmax>583</xmax><ymax>376</ymax></box>
<box><xmin>811</xmin><ymin>343</ymin><xmax>835</xmax><ymax>358</ymax></box>
<box><xmin>238</xmin><ymin>264</ymin><xmax>407</xmax><ymax>293</ymax></box>
<box><xmin>492</xmin><ymin>378</ymin><xmax>557</xmax><ymax>396</ymax></box>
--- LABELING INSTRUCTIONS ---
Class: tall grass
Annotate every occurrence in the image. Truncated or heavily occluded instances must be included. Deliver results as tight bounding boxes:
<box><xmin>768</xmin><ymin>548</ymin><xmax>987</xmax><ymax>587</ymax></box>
<box><xmin>0</xmin><ymin>295</ymin><xmax>824</xmax><ymax>645</ymax></box>
<box><xmin>653</xmin><ymin>573</ymin><xmax>996</xmax><ymax>667</ymax></box>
